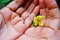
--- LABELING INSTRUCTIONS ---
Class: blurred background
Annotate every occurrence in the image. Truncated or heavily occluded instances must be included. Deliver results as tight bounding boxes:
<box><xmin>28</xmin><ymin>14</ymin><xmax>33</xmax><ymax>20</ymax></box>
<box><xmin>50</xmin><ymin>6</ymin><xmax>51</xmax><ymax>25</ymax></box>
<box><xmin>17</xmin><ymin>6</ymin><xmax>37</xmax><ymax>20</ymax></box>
<box><xmin>0</xmin><ymin>0</ymin><xmax>60</xmax><ymax>9</ymax></box>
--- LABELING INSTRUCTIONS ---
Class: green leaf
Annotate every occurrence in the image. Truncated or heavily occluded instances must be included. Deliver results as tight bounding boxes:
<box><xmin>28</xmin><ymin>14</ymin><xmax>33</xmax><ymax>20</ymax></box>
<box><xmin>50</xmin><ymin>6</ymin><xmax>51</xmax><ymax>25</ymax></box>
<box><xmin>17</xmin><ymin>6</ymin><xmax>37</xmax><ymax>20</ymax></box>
<box><xmin>0</xmin><ymin>0</ymin><xmax>13</xmax><ymax>9</ymax></box>
<box><xmin>0</xmin><ymin>0</ymin><xmax>11</xmax><ymax>4</ymax></box>
<box><xmin>32</xmin><ymin>22</ymin><xmax>37</xmax><ymax>27</ymax></box>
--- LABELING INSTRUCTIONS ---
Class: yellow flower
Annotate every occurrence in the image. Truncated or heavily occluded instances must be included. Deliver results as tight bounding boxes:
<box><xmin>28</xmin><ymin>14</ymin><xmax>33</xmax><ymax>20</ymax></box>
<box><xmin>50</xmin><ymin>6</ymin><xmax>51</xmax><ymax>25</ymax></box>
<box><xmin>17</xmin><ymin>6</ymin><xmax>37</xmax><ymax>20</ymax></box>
<box><xmin>33</xmin><ymin>15</ymin><xmax>45</xmax><ymax>27</ymax></box>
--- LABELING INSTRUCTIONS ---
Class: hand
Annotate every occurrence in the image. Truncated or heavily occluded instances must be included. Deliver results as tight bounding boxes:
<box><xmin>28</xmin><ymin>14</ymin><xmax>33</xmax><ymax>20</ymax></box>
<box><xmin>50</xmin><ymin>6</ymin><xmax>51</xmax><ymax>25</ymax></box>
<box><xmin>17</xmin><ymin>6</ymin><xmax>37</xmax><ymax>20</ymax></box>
<box><xmin>0</xmin><ymin>0</ymin><xmax>60</xmax><ymax>40</ymax></box>
<box><xmin>0</xmin><ymin>0</ymin><xmax>39</xmax><ymax>40</ymax></box>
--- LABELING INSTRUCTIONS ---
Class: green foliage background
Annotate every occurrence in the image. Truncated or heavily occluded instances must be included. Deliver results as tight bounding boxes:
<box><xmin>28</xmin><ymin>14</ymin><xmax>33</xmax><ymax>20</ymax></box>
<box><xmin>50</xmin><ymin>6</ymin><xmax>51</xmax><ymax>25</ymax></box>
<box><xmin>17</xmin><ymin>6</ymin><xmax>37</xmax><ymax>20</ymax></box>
<box><xmin>0</xmin><ymin>0</ymin><xmax>13</xmax><ymax>9</ymax></box>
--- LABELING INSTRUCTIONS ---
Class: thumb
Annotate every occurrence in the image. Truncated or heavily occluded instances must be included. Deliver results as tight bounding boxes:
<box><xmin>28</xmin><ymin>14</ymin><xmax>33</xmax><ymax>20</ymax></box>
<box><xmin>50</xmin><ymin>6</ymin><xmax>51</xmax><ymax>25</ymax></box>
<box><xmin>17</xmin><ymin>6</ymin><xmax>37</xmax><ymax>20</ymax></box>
<box><xmin>15</xmin><ymin>0</ymin><xmax>25</xmax><ymax>4</ymax></box>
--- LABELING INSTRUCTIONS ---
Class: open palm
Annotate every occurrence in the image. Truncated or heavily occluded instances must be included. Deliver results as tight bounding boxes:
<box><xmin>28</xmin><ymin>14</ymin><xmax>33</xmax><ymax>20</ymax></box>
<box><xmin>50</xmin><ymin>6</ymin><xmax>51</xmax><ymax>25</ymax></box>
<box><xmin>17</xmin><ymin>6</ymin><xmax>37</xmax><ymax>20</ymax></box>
<box><xmin>0</xmin><ymin>0</ymin><xmax>60</xmax><ymax>40</ymax></box>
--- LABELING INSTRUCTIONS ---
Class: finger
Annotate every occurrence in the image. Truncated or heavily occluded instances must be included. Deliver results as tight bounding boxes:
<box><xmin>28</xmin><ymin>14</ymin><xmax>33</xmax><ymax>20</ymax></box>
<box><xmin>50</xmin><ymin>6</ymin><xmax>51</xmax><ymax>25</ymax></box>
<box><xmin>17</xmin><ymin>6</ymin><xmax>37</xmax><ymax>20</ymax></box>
<box><xmin>11</xmin><ymin>16</ymin><xmax>23</xmax><ymax>25</ymax></box>
<box><xmin>40</xmin><ymin>8</ymin><xmax>47</xmax><ymax>18</ymax></box>
<box><xmin>25</xmin><ymin>6</ymin><xmax>39</xmax><ymax>27</ymax></box>
<box><xmin>16</xmin><ymin>7</ymin><xmax>26</xmax><ymax>15</ymax></box>
<box><xmin>44</xmin><ymin>0</ymin><xmax>60</xmax><ymax>19</ymax></box>
<box><xmin>44</xmin><ymin>0</ymin><xmax>58</xmax><ymax>9</ymax></box>
<box><xmin>26</xmin><ymin>3</ymin><xmax>35</xmax><ymax>13</ymax></box>
<box><xmin>11</xmin><ymin>12</ymin><xmax>19</xmax><ymax>20</ymax></box>
<box><xmin>39</xmin><ymin>0</ymin><xmax>45</xmax><ymax>9</ymax></box>
<box><xmin>39</xmin><ymin>0</ymin><xmax>46</xmax><ymax>17</ymax></box>
<box><xmin>46</xmin><ymin>8</ymin><xmax>60</xmax><ymax>19</ymax></box>
<box><xmin>23</xmin><ymin>0</ymin><xmax>32</xmax><ymax>9</ymax></box>
<box><xmin>15</xmin><ymin>0</ymin><xmax>25</xmax><ymax>4</ymax></box>
<box><xmin>0</xmin><ymin>7</ymin><xmax>12</xmax><ymax>23</ymax></box>
<box><xmin>21</xmin><ymin>3</ymin><xmax>36</xmax><ymax>19</ymax></box>
<box><xmin>34</xmin><ymin>0</ymin><xmax>39</xmax><ymax>5</ymax></box>
<box><xmin>7</xmin><ymin>1</ymin><xmax>23</xmax><ymax>11</ymax></box>
<box><xmin>16</xmin><ymin>0</ymin><xmax>32</xmax><ymax>15</ymax></box>
<box><xmin>0</xmin><ymin>23</ymin><xmax>20</xmax><ymax>40</ymax></box>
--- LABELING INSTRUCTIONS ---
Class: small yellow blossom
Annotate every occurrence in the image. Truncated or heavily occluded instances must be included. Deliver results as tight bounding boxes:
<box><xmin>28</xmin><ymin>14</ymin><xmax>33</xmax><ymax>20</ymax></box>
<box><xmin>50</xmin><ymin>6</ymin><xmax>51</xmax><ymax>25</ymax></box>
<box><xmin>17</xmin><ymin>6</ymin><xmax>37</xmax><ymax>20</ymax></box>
<box><xmin>32</xmin><ymin>15</ymin><xmax>45</xmax><ymax>27</ymax></box>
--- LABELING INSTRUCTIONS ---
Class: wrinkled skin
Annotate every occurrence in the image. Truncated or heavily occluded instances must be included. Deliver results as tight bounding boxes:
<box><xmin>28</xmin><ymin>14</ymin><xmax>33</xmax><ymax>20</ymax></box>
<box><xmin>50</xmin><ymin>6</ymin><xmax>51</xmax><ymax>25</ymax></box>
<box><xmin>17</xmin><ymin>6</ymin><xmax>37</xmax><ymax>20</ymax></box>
<box><xmin>0</xmin><ymin>0</ymin><xmax>60</xmax><ymax>40</ymax></box>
